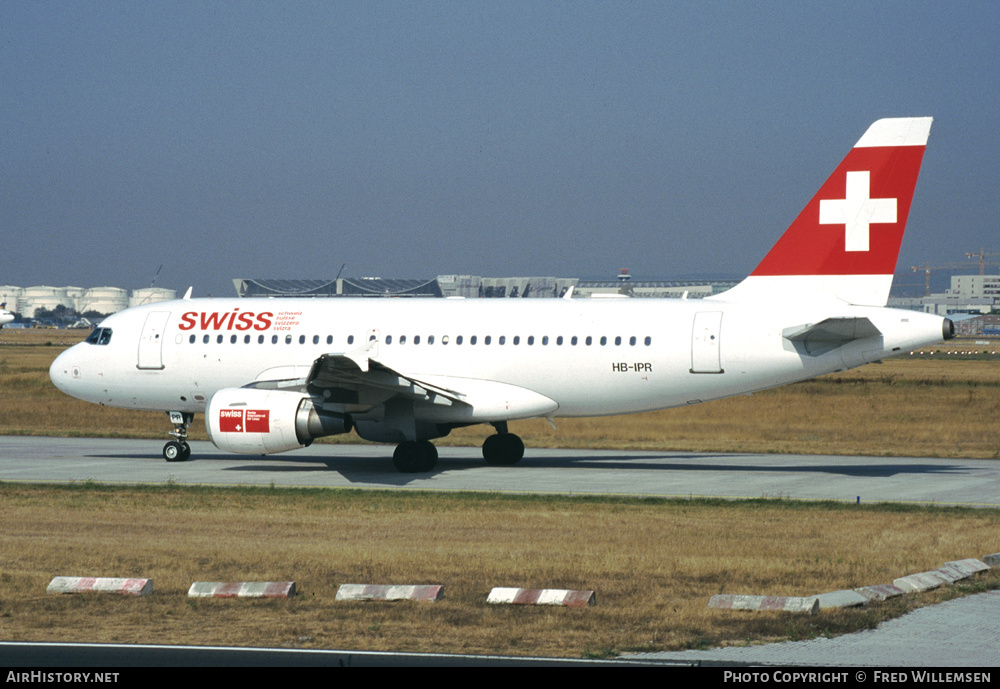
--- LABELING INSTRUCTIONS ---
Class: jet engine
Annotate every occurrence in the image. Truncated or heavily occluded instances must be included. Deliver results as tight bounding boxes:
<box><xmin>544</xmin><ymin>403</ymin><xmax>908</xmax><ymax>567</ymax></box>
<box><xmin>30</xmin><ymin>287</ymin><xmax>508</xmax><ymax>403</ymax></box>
<box><xmin>206</xmin><ymin>388</ymin><xmax>352</xmax><ymax>455</ymax></box>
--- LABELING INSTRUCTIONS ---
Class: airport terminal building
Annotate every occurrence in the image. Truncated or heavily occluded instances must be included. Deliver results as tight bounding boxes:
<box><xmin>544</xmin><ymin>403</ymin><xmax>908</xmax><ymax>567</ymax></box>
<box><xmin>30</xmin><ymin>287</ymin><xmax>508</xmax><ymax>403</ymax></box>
<box><xmin>232</xmin><ymin>275</ymin><xmax>738</xmax><ymax>300</ymax></box>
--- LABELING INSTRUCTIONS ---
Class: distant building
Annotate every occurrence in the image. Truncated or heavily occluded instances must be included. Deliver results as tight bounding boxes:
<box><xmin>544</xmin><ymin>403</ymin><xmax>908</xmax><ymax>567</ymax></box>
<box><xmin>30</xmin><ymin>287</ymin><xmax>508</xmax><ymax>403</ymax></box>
<box><xmin>234</xmin><ymin>276</ymin><xmax>739</xmax><ymax>299</ymax></box>
<box><xmin>954</xmin><ymin>314</ymin><xmax>1000</xmax><ymax>337</ymax></box>
<box><xmin>233</xmin><ymin>278</ymin><xmax>443</xmax><ymax>298</ymax></box>
<box><xmin>910</xmin><ymin>275</ymin><xmax>1000</xmax><ymax>316</ymax></box>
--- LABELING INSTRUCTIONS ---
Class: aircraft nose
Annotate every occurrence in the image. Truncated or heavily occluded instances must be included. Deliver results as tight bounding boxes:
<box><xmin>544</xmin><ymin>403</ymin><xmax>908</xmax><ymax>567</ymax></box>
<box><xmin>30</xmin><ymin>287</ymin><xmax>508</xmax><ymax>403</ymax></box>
<box><xmin>49</xmin><ymin>348</ymin><xmax>80</xmax><ymax>396</ymax></box>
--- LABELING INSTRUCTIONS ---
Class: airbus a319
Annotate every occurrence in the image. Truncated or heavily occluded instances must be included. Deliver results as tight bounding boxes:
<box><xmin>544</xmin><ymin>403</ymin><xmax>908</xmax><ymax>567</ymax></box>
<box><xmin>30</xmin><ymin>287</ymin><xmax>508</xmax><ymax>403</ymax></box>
<box><xmin>50</xmin><ymin>118</ymin><xmax>953</xmax><ymax>472</ymax></box>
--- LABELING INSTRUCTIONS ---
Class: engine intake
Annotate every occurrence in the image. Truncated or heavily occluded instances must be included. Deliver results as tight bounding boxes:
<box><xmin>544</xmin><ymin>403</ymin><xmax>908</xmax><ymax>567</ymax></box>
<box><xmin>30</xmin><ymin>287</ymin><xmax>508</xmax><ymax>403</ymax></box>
<box><xmin>207</xmin><ymin>388</ymin><xmax>352</xmax><ymax>455</ymax></box>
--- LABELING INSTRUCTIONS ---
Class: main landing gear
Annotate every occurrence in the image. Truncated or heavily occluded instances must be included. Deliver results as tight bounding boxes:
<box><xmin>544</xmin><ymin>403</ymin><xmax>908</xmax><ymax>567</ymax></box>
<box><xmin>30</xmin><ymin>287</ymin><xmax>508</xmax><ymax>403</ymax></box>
<box><xmin>392</xmin><ymin>439</ymin><xmax>438</xmax><ymax>473</ymax></box>
<box><xmin>482</xmin><ymin>422</ymin><xmax>524</xmax><ymax>466</ymax></box>
<box><xmin>163</xmin><ymin>411</ymin><xmax>194</xmax><ymax>462</ymax></box>
<box><xmin>390</xmin><ymin>422</ymin><xmax>525</xmax><ymax>473</ymax></box>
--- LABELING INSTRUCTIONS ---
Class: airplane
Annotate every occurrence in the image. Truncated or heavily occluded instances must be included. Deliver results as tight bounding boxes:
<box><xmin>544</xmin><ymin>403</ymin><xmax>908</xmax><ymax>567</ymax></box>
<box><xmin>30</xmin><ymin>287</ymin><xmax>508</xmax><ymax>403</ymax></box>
<box><xmin>0</xmin><ymin>303</ymin><xmax>14</xmax><ymax>328</ymax></box>
<box><xmin>50</xmin><ymin>117</ymin><xmax>953</xmax><ymax>472</ymax></box>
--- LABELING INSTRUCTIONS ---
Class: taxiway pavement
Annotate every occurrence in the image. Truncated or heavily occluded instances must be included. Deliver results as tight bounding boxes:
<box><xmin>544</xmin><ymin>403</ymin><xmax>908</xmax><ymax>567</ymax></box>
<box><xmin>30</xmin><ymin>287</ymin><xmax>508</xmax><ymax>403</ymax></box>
<box><xmin>2</xmin><ymin>436</ymin><xmax>998</xmax><ymax>507</ymax></box>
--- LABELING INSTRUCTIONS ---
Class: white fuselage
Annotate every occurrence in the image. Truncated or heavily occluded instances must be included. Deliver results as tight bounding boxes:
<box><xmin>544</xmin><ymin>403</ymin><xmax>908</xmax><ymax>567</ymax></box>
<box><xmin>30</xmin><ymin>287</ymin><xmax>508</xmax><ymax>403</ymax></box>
<box><xmin>49</xmin><ymin>295</ymin><xmax>948</xmax><ymax>423</ymax></box>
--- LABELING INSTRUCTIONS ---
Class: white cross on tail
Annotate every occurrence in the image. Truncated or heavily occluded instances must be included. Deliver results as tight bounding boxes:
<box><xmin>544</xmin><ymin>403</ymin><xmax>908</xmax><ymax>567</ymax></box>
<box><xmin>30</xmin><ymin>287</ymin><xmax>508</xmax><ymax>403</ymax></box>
<box><xmin>819</xmin><ymin>170</ymin><xmax>897</xmax><ymax>252</ymax></box>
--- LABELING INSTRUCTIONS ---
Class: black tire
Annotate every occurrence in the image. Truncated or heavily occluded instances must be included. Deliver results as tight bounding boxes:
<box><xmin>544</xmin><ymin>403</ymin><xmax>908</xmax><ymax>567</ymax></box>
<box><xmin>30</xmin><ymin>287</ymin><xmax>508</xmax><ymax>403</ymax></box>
<box><xmin>393</xmin><ymin>440</ymin><xmax>437</xmax><ymax>473</ymax></box>
<box><xmin>482</xmin><ymin>433</ymin><xmax>524</xmax><ymax>466</ymax></box>
<box><xmin>163</xmin><ymin>441</ymin><xmax>188</xmax><ymax>462</ymax></box>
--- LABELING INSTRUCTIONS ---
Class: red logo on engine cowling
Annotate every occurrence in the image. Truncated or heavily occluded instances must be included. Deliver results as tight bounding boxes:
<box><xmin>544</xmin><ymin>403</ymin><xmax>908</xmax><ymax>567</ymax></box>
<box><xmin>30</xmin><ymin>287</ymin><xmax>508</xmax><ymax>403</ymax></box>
<box><xmin>179</xmin><ymin>310</ymin><xmax>273</xmax><ymax>331</ymax></box>
<box><xmin>218</xmin><ymin>409</ymin><xmax>270</xmax><ymax>433</ymax></box>
<box><xmin>244</xmin><ymin>410</ymin><xmax>270</xmax><ymax>433</ymax></box>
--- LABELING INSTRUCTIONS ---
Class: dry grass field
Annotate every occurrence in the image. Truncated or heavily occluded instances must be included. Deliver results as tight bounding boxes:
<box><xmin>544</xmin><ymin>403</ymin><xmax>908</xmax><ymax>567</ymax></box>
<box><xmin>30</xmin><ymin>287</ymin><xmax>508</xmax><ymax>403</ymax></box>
<box><xmin>1</xmin><ymin>329</ymin><xmax>999</xmax><ymax>657</ymax></box>
<box><xmin>1</xmin><ymin>483</ymin><xmax>998</xmax><ymax>658</ymax></box>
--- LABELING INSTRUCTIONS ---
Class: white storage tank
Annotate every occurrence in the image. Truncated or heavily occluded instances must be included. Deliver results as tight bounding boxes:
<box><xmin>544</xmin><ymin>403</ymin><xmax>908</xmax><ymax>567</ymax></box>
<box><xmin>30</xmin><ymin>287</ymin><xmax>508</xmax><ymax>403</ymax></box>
<box><xmin>0</xmin><ymin>285</ymin><xmax>24</xmax><ymax>314</ymax></box>
<box><xmin>129</xmin><ymin>287</ymin><xmax>178</xmax><ymax>307</ymax></box>
<box><xmin>78</xmin><ymin>287</ymin><xmax>129</xmax><ymax>316</ymax></box>
<box><xmin>22</xmin><ymin>286</ymin><xmax>73</xmax><ymax>318</ymax></box>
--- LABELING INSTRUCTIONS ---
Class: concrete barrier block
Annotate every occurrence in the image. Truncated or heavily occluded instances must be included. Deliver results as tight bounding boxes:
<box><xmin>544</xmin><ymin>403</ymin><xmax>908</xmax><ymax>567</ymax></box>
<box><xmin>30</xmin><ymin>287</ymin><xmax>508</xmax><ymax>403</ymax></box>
<box><xmin>187</xmin><ymin>581</ymin><xmax>296</xmax><ymax>598</ymax></box>
<box><xmin>47</xmin><ymin>576</ymin><xmax>152</xmax><ymax>596</ymax></box>
<box><xmin>934</xmin><ymin>564</ymin><xmax>969</xmax><ymax>583</ymax></box>
<box><xmin>944</xmin><ymin>558</ymin><xmax>989</xmax><ymax>576</ymax></box>
<box><xmin>335</xmin><ymin>584</ymin><xmax>444</xmax><ymax>602</ymax></box>
<box><xmin>487</xmin><ymin>587</ymin><xmax>595</xmax><ymax>607</ymax></box>
<box><xmin>853</xmin><ymin>584</ymin><xmax>905</xmax><ymax>602</ymax></box>
<box><xmin>707</xmin><ymin>594</ymin><xmax>818</xmax><ymax>614</ymax></box>
<box><xmin>815</xmin><ymin>589</ymin><xmax>868</xmax><ymax>609</ymax></box>
<box><xmin>893</xmin><ymin>571</ymin><xmax>949</xmax><ymax>593</ymax></box>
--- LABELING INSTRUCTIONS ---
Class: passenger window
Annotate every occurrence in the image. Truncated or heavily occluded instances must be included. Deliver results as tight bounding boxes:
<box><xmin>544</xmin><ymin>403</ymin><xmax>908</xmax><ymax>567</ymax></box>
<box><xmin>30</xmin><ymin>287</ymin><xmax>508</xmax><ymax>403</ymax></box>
<box><xmin>327</xmin><ymin>335</ymin><xmax>333</xmax><ymax>345</ymax></box>
<box><xmin>600</xmin><ymin>336</ymin><xmax>607</xmax><ymax>346</ymax></box>
<box><xmin>312</xmin><ymin>335</ymin><xmax>319</xmax><ymax>344</ymax></box>
<box><xmin>615</xmin><ymin>336</ymin><xmax>622</xmax><ymax>346</ymax></box>
<box><xmin>414</xmin><ymin>335</ymin><xmax>421</xmax><ymax>345</ymax></box>
<box><xmin>203</xmin><ymin>334</ymin><xmax>210</xmax><ymax>344</ymax></box>
<box><xmin>527</xmin><ymin>336</ymin><xmax>535</xmax><ymax>345</ymax></box>
<box><xmin>513</xmin><ymin>336</ymin><xmax>520</xmax><ymax>345</ymax></box>
<box><xmin>484</xmin><ymin>336</ymin><xmax>491</xmax><ymax>345</ymax></box>
<box><xmin>245</xmin><ymin>335</ymin><xmax>251</xmax><ymax>344</ymax></box>
<box><xmin>570</xmin><ymin>336</ymin><xmax>577</xmax><ymax>345</ymax></box>
<box><xmin>499</xmin><ymin>336</ymin><xmax>506</xmax><ymax>345</ymax></box>
<box><xmin>586</xmin><ymin>336</ymin><xmax>592</xmax><ymax>346</ymax></box>
<box><xmin>272</xmin><ymin>335</ymin><xmax>278</xmax><ymax>344</ymax></box>
<box><xmin>629</xmin><ymin>336</ymin><xmax>636</xmax><ymax>346</ymax></box>
<box><xmin>386</xmin><ymin>335</ymin><xmax>393</xmax><ymax>345</ymax></box>
<box><xmin>428</xmin><ymin>335</ymin><xmax>435</xmax><ymax>344</ymax></box>
<box><xmin>258</xmin><ymin>334</ymin><xmax>265</xmax><ymax>344</ymax></box>
<box><xmin>645</xmin><ymin>336</ymin><xmax>652</xmax><ymax>346</ymax></box>
<box><xmin>400</xmin><ymin>335</ymin><xmax>406</xmax><ymax>345</ymax></box>
<box><xmin>348</xmin><ymin>335</ymin><xmax>355</xmax><ymax>345</ymax></box>
<box><xmin>230</xmin><ymin>335</ymin><xmax>237</xmax><ymax>344</ymax></box>
<box><xmin>189</xmin><ymin>334</ymin><xmax>196</xmax><ymax>344</ymax></box>
<box><xmin>470</xmin><ymin>335</ymin><xmax>477</xmax><ymax>345</ymax></box>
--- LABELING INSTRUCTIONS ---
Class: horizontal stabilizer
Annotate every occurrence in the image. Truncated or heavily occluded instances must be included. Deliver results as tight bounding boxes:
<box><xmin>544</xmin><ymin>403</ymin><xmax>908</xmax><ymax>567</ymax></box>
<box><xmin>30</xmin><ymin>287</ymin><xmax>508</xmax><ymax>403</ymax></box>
<box><xmin>782</xmin><ymin>317</ymin><xmax>881</xmax><ymax>356</ymax></box>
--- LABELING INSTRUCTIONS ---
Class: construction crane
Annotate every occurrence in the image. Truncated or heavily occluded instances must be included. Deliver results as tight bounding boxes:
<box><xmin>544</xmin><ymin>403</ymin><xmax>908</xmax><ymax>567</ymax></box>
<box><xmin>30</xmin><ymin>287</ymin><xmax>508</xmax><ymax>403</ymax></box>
<box><xmin>965</xmin><ymin>248</ymin><xmax>1000</xmax><ymax>275</ymax></box>
<box><xmin>910</xmin><ymin>261</ymin><xmax>968</xmax><ymax>297</ymax></box>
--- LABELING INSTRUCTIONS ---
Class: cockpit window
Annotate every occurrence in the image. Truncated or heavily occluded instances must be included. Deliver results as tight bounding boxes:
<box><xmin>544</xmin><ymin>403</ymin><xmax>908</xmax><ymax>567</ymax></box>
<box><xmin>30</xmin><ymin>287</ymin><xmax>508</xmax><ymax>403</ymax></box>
<box><xmin>85</xmin><ymin>327</ymin><xmax>113</xmax><ymax>345</ymax></box>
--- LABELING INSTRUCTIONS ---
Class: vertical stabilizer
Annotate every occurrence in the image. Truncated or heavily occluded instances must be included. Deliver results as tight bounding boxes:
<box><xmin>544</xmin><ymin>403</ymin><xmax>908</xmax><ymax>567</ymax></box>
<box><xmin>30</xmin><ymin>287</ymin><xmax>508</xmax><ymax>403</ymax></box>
<box><xmin>714</xmin><ymin>117</ymin><xmax>932</xmax><ymax>306</ymax></box>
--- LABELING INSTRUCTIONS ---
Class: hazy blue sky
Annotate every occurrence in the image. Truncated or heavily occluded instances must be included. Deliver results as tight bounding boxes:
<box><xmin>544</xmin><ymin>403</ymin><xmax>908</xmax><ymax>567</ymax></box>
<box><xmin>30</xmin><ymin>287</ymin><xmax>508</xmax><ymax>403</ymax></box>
<box><xmin>3</xmin><ymin>1</ymin><xmax>998</xmax><ymax>297</ymax></box>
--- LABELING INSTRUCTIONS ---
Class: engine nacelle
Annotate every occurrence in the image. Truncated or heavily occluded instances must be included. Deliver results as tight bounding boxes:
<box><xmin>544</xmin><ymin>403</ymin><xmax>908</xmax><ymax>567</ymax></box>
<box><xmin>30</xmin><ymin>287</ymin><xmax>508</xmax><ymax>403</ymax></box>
<box><xmin>206</xmin><ymin>388</ymin><xmax>352</xmax><ymax>455</ymax></box>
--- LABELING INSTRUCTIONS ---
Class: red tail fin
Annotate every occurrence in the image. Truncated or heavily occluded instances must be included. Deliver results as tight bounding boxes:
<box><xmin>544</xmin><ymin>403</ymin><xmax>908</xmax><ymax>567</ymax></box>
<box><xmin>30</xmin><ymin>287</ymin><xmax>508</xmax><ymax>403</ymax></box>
<box><xmin>719</xmin><ymin>117</ymin><xmax>931</xmax><ymax>306</ymax></box>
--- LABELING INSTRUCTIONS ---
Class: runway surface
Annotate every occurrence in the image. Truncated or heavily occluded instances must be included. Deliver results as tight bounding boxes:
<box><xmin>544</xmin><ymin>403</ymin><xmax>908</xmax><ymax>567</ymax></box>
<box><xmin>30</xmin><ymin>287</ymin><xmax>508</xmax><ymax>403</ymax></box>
<box><xmin>3</xmin><ymin>436</ymin><xmax>999</xmax><ymax>667</ymax></box>
<box><xmin>2</xmin><ymin>436</ymin><xmax>999</xmax><ymax>507</ymax></box>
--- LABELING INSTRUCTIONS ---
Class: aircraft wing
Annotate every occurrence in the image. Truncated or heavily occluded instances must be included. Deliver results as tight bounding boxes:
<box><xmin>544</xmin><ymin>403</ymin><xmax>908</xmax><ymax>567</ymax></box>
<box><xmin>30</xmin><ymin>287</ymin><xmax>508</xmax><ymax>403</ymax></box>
<box><xmin>295</xmin><ymin>350</ymin><xmax>558</xmax><ymax>422</ymax></box>
<box><xmin>782</xmin><ymin>317</ymin><xmax>882</xmax><ymax>356</ymax></box>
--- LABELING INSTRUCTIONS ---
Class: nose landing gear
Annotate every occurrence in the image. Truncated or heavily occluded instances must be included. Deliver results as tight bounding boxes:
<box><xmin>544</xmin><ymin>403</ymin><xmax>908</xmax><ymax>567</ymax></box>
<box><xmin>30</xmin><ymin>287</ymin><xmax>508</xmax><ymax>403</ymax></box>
<box><xmin>163</xmin><ymin>411</ymin><xmax>194</xmax><ymax>462</ymax></box>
